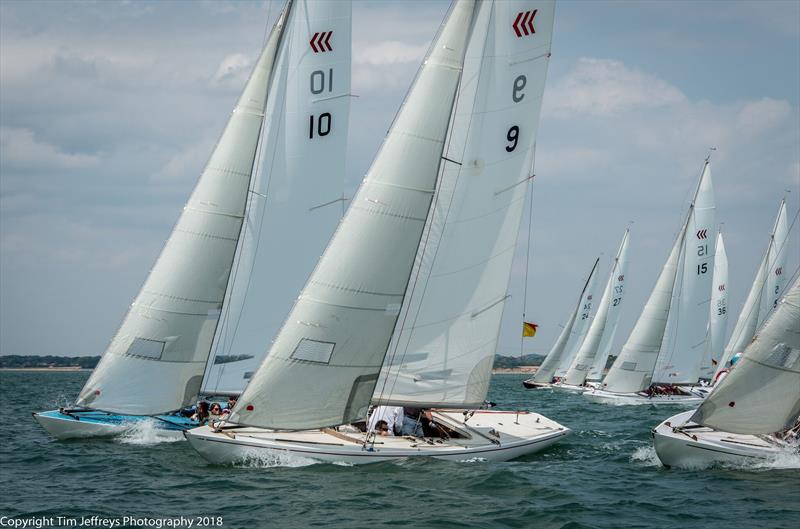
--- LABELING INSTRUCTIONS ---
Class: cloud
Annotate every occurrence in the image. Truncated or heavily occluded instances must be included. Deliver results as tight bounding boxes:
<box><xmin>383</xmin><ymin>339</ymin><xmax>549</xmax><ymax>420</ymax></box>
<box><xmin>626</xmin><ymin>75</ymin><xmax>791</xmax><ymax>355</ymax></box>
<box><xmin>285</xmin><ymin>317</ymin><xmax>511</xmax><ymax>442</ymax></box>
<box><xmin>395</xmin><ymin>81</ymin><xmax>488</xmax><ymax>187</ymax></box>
<box><xmin>0</xmin><ymin>127</ymin><xmax>99</xmax><ymax>171</ymax></box>
<box><xmin>354</xmin><ymin>41</ymin><xmax>427</xmax><ymax>66</ymax></box>
<box><xmin>735</xmin><ymin>98</ymin><xmax>792</xmax><ymax>137</ymax></box>
<box><xmin>545</xmin><ymin>58</ymin><xmax>687</xmax><ymax>117</ymax></box>
<box><xmin>213</xmin><ymin>53</ymin><xmax>254</xmax><ymax>85</ymax></box>
<box><xmin>152</xmin><ymin>138</ymin><xmax>214</xmax><ymax>183</ymax></box>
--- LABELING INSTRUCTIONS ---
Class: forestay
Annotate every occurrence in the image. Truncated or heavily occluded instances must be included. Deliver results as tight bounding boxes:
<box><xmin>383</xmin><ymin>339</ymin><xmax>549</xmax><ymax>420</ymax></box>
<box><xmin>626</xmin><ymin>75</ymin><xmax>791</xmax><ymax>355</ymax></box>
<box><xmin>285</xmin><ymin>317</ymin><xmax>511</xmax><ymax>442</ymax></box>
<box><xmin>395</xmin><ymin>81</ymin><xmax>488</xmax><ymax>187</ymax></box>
<box><xmin>699</xmin><ymin>232</ymin><xmax>727</xmax><ymax>379</ymax></box>
<box><xmin>566</xmin><ymin>228</ymin><xmax>630</xmax><ymax>386</ymax></box>
<box><xmin>201</xmin><ymin>0</ymin><xmax>351</xmax><ymax>395</ymax></box>
<box><xmin>76</xmin><ymin>7</ymin><xmax>290</xmax><ymax>415</ymax></box>
<box><xmin>716</xmin><ymin>199</ymin><xmax>789</xmax><ymax>374</ymax></box>
<box><xmin>533</xmin><ymin>258</ymin><xmax>600</xmax><ymax>385</ymax></box>
<box><xmin>230</xmin><ymin>0</ymin><xmax>478</xmax><ymax>430</ymax></box>
<box><xmin>692</xmin><ymin>274</ymin><xmax>800</xmax><ymax>435</ymax></box>
<box><xmin>373</xmin><ymin>0</ymin><xmax>556</xmax><ymax>407</ymax></box>
<box><xmin>653</xmin><ymin>162</ymin><xmax>715</xmax><ymax>384</ymax></box>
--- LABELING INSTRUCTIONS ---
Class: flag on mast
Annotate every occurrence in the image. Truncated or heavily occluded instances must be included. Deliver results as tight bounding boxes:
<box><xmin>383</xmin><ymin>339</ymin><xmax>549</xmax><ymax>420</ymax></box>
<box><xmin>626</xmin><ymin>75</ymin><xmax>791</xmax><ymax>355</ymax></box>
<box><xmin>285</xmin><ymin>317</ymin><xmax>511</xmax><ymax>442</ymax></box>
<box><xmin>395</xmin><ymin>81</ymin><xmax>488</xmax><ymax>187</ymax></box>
<box><xmin>522</xmin><ymin>322</ymin><xmax>538</xmax><ymax>338</ymax></box>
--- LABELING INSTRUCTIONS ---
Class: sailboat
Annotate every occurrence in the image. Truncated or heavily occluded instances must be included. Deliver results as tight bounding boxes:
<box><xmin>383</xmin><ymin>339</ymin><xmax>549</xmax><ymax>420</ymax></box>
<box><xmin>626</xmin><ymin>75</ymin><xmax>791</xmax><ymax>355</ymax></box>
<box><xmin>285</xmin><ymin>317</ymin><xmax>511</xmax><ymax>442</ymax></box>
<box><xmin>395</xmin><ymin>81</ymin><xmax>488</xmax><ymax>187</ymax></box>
<box><xmin>652</xmin><ymin>272</ymin><xmax>800</xmax><ymax>468</ymax></box>
<box><xmin>185</xmin><ymin>0</ymin><xmax>569</xmax><ymax>465</ymax></box>
<box><xmin>584</xmin><ymin>159</ymin><xmax>716</xmax><ymax>405</ymax></box>
<box><xmin>698</xmin><ymin>231</ymin><xmax>727</xmax><ymax>382</ymax></box>
<box><xmin>712</xmin><ymin>199</ymin><xmax>789</xmax><ymax>382</ymax></box>
<box><xmin>522</xmin><ymin>258</ymin><xmax>600</xmax><ymax>390</ymax></box>
<box><xmin>559</xmin><ymin>228</ymin><xmax>631</xmax><ymax>392</ymax></box>
<box><xmin>33</xmin><ymin>0</ymin><xmax>353</xmax><ymax>439</ymax></box>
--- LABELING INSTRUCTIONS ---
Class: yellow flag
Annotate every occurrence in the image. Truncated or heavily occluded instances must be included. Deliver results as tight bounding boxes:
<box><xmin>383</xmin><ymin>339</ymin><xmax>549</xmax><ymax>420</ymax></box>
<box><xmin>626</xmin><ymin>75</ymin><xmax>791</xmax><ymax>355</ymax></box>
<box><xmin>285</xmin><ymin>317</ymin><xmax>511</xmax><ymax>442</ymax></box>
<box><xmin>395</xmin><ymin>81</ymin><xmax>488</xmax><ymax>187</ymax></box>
<box><xmin>522</xmin><ymin>321</ymin><xmax>538</xmax><ymax>338</ymax></box>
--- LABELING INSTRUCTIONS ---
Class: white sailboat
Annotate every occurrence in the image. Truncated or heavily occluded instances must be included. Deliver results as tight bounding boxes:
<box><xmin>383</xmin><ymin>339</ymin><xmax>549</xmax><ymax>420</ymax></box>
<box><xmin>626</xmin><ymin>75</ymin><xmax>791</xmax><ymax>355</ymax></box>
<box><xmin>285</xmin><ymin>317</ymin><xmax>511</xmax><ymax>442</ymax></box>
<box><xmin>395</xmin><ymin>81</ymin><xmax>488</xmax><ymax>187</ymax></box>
<box><xmin>653</xmin><ymin>272</ymin><xmax>800</xmax><ymax>468</ymax></box>
<box><xmin>584</xmin><ymin>159</ymin><xmax>716</xmax><ymax>405</ymax></box>
<box><xmin>698</xmin><ymin>231</ymin><xmax>728</xmax><ymax>381</ymax></box>
<box><xmin>33</xmin><ymin>0</ymin><xmax>352</xmax><ymax>439</ymax></box>
<box><xmin>560</xmin><ymin>228</ymin><xmax>631</xmax><ymax>391</ymax></box>
<box><xmin>186</xmin><ymin>0</ymin><xmax>569</xmax><ymax>465</ymax></box>
<box><xmin>713</xmin><ymin>199</ymin><xmax>789</xmax><ymax>381</ymax></box>
<box><xmin>522</xmin><ymin>258</ymin><xmax>600</xmax><ymax>390</ymax></box>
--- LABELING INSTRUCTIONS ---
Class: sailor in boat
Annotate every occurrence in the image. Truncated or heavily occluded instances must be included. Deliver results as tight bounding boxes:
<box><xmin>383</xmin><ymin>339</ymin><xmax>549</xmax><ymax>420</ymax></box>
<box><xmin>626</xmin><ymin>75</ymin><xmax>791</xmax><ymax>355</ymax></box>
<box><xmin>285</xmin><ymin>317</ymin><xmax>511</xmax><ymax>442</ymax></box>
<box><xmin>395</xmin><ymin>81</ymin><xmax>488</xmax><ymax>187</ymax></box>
<box><xmin>191</xmin><ymin>401</ymin><xmax>210</xmax><ymax>426</ymax></box>
<box><xmin>223</xmin><ymin>396</ymin><xmax>238</xmax><ymax>416</ymax></box>
<box><xmin>367</xmin><ymin>406</ymin><xmax>404</xmax><ymax>436</ymax></box>
<box><xmin>400</xmin><ymin>408</ymin><xmax>432</xmax><ymax>437</ymax></box>
<box><xmin>374</xmin><ymin>421</ymin><xmax>392</xmax><ymax>437</ymax></box>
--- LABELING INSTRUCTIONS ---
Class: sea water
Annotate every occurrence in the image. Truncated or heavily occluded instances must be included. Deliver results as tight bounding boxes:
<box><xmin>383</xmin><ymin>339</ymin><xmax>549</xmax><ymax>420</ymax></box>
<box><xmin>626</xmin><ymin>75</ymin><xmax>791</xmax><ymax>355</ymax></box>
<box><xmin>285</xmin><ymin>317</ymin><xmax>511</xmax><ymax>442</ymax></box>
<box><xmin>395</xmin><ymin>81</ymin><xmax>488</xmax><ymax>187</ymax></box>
<box><xmin>1</xmin><ymin>371</ymin><xmax>798</xmax><ymax>529</ymax></box>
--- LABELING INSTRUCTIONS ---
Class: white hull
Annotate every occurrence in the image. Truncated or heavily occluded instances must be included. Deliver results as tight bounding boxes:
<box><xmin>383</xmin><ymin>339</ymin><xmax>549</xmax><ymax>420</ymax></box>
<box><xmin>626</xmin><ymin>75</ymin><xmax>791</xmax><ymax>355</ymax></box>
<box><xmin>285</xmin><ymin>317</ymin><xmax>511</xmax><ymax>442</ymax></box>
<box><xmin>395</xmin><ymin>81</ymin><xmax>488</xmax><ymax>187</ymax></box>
<box><xmin>33</xmin><ymin>412</ymin><xmax>129</xmax><ymax>440</ymax></box>
<box><xmin>185</xmin><ymin>410</ymin><xmax>570</xmax><ymax>465</ymax></box>
<box><xmin>652</xmin><ymin>410</ymin><xmax>797</xmax><ymax>468</ymax></box>
<box><xmin>583</xmin><ymin>388</ymin><xmax>705</xmax><ymax>406</ymax></box>
<box><xmin>550</xmin><ymin>383</ymin><xmax>588</xmax><ymax>394</ymax></box>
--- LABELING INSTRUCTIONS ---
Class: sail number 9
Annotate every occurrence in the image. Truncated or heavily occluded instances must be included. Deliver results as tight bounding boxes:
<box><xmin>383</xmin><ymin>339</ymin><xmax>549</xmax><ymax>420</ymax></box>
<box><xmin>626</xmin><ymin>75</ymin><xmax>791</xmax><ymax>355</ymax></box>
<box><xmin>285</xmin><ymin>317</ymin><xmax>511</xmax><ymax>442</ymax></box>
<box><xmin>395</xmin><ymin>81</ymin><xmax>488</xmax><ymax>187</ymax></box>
<box><xmin>505</xmin><ymin>74</ymin><xmax>527</xmax><ymax>153</ymax></box>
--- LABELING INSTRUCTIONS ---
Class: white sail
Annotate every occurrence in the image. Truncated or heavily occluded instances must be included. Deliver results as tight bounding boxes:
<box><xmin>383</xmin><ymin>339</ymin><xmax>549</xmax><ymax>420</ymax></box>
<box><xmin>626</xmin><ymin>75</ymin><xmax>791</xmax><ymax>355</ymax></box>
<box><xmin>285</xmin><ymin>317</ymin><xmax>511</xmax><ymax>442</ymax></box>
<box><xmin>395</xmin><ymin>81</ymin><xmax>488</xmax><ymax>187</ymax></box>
<box><xmin>716</xmin><ymin>199</ymin><xmax>789</xmax><ymax>374</ymax></box>
<box><xmin>76</xmin><ymin>7</ymin><xmax>291</xmax><ymax>415</ymax></box>
<box><xmin>653</xmin><ymin>162</ymin><xmax>715</xmax><ymax>384</ymax></box>
<box><xmin>691</xmin><ymin>274</ymin><xmax>800</xmax><ymax>434</ymax></box>
<box><xmin>533</xmin><ymin>259</ymin><xmax>600</xmax><ymax>384</ymax></box>
<box><xmin>372</xmin><ymin>0</ymin><xmax>556</xmax><ymax>407</ymax></box>
<box><xmin>566</xmin><ymin>228</ymin><xmax>630</xmax><ymax>385</ymax></box>
<box><xmin>761</xmin><ymin>199</ymin><xmax>789</xmax><ymax>320</ymax></box>
<box><xmin>201</xmin><ymin>0</ymin><xmax>352</xmax><ymax>395</ymax></box>
<box><xmin>555</xmin><ymin>261</ymin><xmax>600</xmax><ymax>378</ymax></box>
<box><xmin>602</xmin><ymin>223</ymin><xmax>685</xmax><ymax>393</ymax></box>
<box><xmin>230</xmin><ymin>0</ymin><xmax>478</xmax><ymax>430</ymax></box>
<box><xmin>699</xmin><ymin>231</ymin><xmax>728</xmax><ymax>379</ymax></box>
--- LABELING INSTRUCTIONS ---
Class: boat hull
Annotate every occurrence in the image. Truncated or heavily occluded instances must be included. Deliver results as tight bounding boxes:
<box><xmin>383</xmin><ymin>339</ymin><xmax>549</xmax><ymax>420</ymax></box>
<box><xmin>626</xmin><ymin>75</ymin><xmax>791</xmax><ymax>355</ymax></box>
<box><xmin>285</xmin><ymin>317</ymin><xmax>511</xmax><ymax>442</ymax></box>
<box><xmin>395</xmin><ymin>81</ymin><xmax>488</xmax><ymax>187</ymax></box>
<box><xmin>583</xmin><ymin>389</ymin><xmax>705</xmax><ymax>406</ymax></box>
<box><xmin>522</xmin><ymin>379</ymin><xmax>550</xmax><ymax>389</ymax></box>
<box><xmin>33</xmin><ymin>409</ymin><xmax>197</xmax><ymax>440</ymax></box>
<box><xmin>652</xmin><ymin>410</ymin><xmax>794</xmax><ymax>468</ymax></box>
<box><xmin>185</xmin><ymin>410</ymin><xmax>570</xmax><ymax>465</ymax></box>
<box><xmin>550</xmin><ymin>383</ymin><xmax>588</xmax><ymax>394</ymax></box>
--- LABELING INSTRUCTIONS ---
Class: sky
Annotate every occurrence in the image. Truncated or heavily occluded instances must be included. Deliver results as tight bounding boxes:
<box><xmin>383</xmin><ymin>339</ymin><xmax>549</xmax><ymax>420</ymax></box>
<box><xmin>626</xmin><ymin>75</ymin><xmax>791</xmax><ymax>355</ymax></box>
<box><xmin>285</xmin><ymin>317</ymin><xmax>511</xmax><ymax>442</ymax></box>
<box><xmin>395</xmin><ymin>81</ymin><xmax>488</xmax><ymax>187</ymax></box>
<box><xmin>1</xmin><ymin>0</ymin><xmax>798</xmax><ymax>359</ymax></box>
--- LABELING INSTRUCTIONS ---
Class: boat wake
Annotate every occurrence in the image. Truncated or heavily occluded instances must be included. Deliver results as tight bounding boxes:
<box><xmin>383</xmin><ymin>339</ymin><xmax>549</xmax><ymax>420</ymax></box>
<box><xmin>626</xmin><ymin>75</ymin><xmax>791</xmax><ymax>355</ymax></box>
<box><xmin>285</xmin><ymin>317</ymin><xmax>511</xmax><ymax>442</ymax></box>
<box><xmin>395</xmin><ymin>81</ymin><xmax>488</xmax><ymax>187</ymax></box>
<box><xmin>629</xmin><ymin>446</ymin><xmax>661</xmax><ymax>467</ymax></box>
<box><xmin>233</xmin><ymin>447</ymin><xmax>320</xmax><ymax>469</ymax></box>
<box><xmin>117</xmin><ymin>420</ymin><xmax>184</xmax><ymax>446</ymax></box>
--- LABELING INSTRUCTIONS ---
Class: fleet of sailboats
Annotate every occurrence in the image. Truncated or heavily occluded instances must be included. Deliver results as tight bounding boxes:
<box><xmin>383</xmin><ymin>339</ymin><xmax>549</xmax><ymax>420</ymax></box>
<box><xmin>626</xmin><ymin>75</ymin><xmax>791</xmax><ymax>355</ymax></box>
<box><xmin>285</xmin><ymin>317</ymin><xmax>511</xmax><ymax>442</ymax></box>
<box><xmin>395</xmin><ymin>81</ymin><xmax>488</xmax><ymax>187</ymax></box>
<box><xmin>29</xmin><ymin>0</ymin><xmax>798</xmax><ymax>470</ymax></box>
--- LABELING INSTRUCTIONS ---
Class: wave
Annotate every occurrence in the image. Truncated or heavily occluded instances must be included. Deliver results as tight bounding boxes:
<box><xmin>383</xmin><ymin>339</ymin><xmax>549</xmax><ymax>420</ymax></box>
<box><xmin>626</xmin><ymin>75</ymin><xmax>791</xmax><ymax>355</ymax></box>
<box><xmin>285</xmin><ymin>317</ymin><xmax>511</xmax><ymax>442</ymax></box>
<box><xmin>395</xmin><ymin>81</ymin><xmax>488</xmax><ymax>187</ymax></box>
<box><xmin>116</xmin><ymin>419</ymin><xmax>185</xmax><ymax>446</ymax></box>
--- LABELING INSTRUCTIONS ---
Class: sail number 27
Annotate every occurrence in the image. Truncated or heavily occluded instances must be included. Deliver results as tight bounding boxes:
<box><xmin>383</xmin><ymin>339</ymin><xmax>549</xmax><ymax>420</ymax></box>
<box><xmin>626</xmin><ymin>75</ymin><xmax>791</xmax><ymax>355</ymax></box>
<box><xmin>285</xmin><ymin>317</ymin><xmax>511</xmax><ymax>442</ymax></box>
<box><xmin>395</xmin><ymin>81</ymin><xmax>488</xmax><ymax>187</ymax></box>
<box><xmin>506</xmin><ymin>74</ymin><xmax>527</xmax><ymax>152</ymax></box>
<box><xmin>309</xmin><ymin>68</ymin><xmax>333</xmax><ymax>139</ymax></box>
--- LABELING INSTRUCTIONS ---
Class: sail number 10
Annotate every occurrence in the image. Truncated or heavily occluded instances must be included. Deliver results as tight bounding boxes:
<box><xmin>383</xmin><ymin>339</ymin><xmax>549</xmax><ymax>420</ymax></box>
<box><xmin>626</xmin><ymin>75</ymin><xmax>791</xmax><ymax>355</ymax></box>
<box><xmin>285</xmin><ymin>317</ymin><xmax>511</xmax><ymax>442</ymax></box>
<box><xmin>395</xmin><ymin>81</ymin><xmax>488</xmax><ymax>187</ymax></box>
<box><xmin>309</xmin><ymin>68</ymin><xmax>333</xmax><ymax>139</ymax></box>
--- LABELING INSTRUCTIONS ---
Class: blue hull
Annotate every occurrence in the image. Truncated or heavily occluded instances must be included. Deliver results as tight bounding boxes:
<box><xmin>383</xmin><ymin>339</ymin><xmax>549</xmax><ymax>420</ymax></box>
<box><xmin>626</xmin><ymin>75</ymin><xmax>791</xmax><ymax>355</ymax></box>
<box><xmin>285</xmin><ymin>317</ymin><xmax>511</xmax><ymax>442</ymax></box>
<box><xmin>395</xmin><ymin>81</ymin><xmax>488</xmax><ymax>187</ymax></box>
<box><xmin>33</xmin><ymin>409</ymin><xmax>199</xmax><ymax>440</ymax></box>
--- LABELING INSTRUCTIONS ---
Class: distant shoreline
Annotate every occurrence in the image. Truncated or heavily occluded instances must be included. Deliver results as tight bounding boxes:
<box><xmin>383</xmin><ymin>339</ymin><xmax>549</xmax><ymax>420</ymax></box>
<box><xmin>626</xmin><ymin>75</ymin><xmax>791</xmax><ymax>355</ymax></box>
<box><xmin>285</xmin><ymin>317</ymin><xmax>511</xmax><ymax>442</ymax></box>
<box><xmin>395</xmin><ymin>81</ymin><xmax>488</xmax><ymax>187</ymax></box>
<box><xmin>0</xmin><ymin>367</ymin><xmax>91</xmax><ymax>372</ymax></box>
<box><xmin>492</xmin><ymin>367</ymin><xmax>538</xmax><ymax>374</ymax></box>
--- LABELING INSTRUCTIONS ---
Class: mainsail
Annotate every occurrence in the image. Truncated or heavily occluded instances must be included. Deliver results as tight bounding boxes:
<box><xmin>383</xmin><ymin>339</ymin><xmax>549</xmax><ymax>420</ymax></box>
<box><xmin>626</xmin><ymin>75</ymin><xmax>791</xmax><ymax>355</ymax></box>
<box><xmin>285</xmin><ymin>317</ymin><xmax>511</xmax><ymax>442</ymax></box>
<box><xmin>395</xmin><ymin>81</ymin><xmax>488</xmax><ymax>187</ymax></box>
<box><xmin>603</xmin><ymin>161</ymin><xmax>714</xmax><ymax>394</ymax></box>
<box><xmin>230</xmin><ymin>0</ymin><xmax>479</xmax><ymax>429</ymax></box>
<box><xmin>691</xmin><ymin>273</ymin><xmax>800</xmax><ymax>434</ymax></box>
<box><xmin>716</xmin><ymin>199</ymin><xmax>789</xmax><ymax>373</ymax></box>
<box><xmin>699</xmin><ymin>231</ymin><xmax>728</xmax><ymax>379</ymax></box>
<box><xmin>533</xmin><ymin>258</ymin><xmax>600</xmax><ymax>385</ymax></box>
<box><xmin>652</xmin><ymin>162</ymin><xmax>716</xmax><ymax>384</ymax></box>
<box><xmin>201</xmin><ymin>0</ymin><xmax>352</xmax><ymax>395</ymax></box>
<box><xmin>374</xmin><ymin>0</ymin><xmax>556</xmax><ymax>407</ymax></box>
<box><xmin>565</xmin><ymin>229</ymin><xmax>630</xmax><ymax>386</ymax></box>
<box><xmin>76</xmin><ymin>6</ymin><xmax>291</xmax><ymax>415</ymax></box>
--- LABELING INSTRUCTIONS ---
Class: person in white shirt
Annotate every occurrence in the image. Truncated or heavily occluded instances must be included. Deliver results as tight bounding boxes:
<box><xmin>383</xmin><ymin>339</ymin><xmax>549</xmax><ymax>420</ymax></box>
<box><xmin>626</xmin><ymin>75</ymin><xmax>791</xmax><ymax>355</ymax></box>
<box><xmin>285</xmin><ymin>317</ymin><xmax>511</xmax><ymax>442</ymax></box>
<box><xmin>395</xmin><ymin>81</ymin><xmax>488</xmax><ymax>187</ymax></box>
<box><xmin>367</xmin><ymin>406</ymin><xmax>404</xmax><ymax>436</ymax></box>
